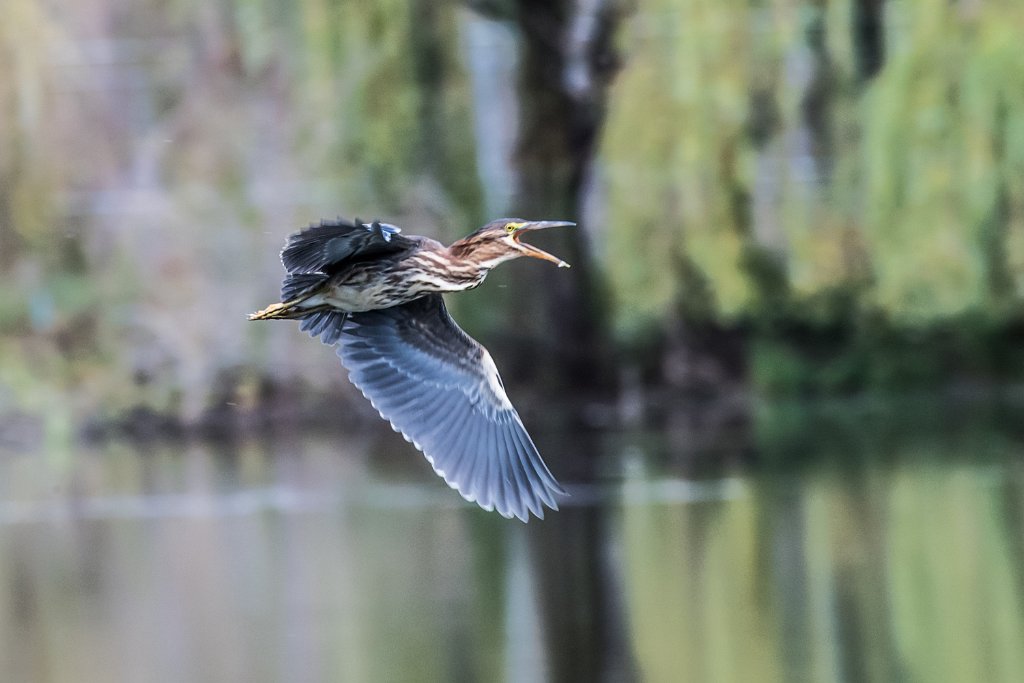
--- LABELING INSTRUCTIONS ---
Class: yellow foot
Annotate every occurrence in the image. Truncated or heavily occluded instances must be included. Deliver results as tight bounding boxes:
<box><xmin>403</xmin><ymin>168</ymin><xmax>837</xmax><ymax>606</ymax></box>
<box><xmin>248</xmin><ymin>302</ymin><xmax>293</xmax><ymax>320</ymax></box>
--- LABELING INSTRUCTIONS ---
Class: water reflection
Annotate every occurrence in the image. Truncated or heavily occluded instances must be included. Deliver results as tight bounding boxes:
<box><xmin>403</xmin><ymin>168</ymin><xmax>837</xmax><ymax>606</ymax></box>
<box><xmin>2</xmin><ymin>413</ymin><xmax>1024</xmax><ymax>682</ymax></box>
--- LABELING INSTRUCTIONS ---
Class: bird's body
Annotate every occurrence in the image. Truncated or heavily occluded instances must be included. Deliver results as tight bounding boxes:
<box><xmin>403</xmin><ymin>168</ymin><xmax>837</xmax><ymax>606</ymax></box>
<box><xmin>302</xmin><ymin>237</ymin><xmax>484</xmax><ymax>312</ymax></box>
<box><xmin>250</xmin><ymin>217</ymin><xmax>573</xmax><ymax>521</ymax></box>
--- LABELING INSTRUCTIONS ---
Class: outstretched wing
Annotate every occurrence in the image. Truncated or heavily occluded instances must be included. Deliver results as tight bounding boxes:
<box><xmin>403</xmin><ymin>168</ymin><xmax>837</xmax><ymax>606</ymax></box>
<box><xmin>336</xmin><ymin>294</ymin><xmax>565</xmax><ymax>521</ymax></box>
<box><xmin>279</xmin><ymin>219</ymin><xmax>417</xmax><ymax>300</ymax></box>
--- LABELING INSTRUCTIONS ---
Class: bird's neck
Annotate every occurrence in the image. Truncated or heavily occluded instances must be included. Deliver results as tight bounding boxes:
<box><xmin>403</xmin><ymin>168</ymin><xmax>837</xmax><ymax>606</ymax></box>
<box><xmin>442</xmin><ymin>248</ymin><xmax>491</xmax><ymax>281</ymax></box>
<box><xmin>445</xmin><ymin>241</ymin><xmax>516</xmax><ymax>274</ymax></box>
<box><xmin>398</xmin><ymin>244</ymin><xmax>490</xmax><ymax>293</ymax></box>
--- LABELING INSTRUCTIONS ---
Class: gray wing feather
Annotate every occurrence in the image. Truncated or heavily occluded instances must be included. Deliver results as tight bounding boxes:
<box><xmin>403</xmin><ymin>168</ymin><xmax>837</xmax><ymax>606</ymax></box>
<box><xmin>337</xmin><ymin>295</ymin><xmax>565</xmax><ymax>521</ymax></box>
<box><xmin>299</xmin><ymin>310</ymin><xmax>348</xmax><ymax>344</ymax></box>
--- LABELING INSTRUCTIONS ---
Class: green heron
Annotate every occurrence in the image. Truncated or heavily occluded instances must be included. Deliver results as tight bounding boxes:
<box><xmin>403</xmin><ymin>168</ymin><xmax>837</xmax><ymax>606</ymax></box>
<box><xmin>250</xmin><ymin>217</ymin><xmax>573</xmax><ymax>521</ymax></box>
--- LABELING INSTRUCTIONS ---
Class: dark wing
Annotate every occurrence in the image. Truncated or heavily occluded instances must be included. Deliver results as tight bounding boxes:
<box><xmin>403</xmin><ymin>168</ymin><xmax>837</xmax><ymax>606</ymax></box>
<box><xmin>279</xmin><ymin>219</ymin><xmax>417</xmax><ymax>300</ymax></box>
<box><xmin>281</xmin><ymin>218</ymin><xmax>415</xmax><ymax>274</ymax></box>
<box><xmin>336</xmin><ymin>295</ymin><xmax>565</xmax><ymax>521</ymax></box>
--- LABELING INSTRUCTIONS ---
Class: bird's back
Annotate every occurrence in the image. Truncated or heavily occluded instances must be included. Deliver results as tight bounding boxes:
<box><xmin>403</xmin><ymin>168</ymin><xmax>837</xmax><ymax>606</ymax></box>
<box><xmin>277</xmin><ymin>219</ymin><xmax>418</xmax><ymax>302</ymax></box>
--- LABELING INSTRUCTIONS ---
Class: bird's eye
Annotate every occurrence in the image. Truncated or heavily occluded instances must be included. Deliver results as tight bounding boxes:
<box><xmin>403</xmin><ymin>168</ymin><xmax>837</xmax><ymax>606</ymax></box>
<box><xmin>505</xmin><ymin>223</ymin><xmax>517</xmax><ymax>233</ymax></box>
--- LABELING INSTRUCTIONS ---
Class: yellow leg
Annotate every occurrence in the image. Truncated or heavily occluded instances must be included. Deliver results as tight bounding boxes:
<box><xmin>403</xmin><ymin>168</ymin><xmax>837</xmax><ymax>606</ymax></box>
<box><xmin>249</xmin><ymin>299</ymin><xmax>334</xmax><ymax>321</ymax></box>
<box><xmin>249</xmin><ymin>301</ymin><xmax>298</xmax><ymax>320</ymax></box>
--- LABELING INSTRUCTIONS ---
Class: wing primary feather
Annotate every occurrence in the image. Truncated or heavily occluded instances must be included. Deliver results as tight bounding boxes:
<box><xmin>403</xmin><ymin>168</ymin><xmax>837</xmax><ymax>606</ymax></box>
<box><xmin>444</xmin><ymin>405</ymin><xmax>483</xmax><ymax>497</ymax></box>
<box><xmin>351</xmin><ymin>362</ymin><xmax>407</xmax><ymax>386</ymax></box>
<box><xmin>498</xmin><ymin>417</ymin><xmax>533</xmax><ymax>500</ymax></box>
<box><xmin>409</xmin><ymin>390</ymin><xmax>460</xmax><ymax>447</ymax></box>
<box><xmin>372</xmin><ymin>380</ymin><xmax>424</xmax><ymax>412</ymax></box>
<box><xmin>492</xmin><ymin>423</ymin><xmax>514</xmax><ymax>518</ymax></box>
<box><xmin>420</xmin><ymin>392</ymin><xmax>466</xmax><ymax>449</ymax></box>
<box><xmin>479</xmin><ymin>424</ymin><xmax>504</xmax><ymax>517</ymax></box>
<box><xmin>398</xmin><ymin>393</ymin><xmax>438</xmax><ymax>444</ymax></box>
<box><xmin>348</xmin><ymin>324</ymin><xmax>395</xmax><ymax>342</ymax></box>
<box><xmin>319</xmin><ymin>313</ymin><xmax>348</xmax><ymax>345</ymax></box>
<box><xmin>362</xmin><ymin>387</ymin><xmax>412</xmax><ymax>417</ymax></box>
<box><xmin>299</xmin><ymin>310</ymin><xmax>348</xmax><ymax>345</ymax></box>
<box><xmin>473</xmin><ymin>422</ymin><xmax>494</xmax><ymax>511</ymax></box>
<box><xmin>500</xmin><ymin>420</ymin><xmax>540</xmax><ymax>520</ymax></box>
<box><xmin>491</xmin><ymin>419</ymin><xmax>523</xmax><ymax>520</ymax></box>
<box><xmin>511</xmin><ymin>417</ymin><xmax>566</xmax><ymax>495</ymax></box>
<box><xmin>497</xmin><ymin>425</ymin><xmax>528</xmax><ymax>521</ymax></box>
<box><xmin>438</xmin><ymin>405</ymin><xmax>477</xmax><ymax>483</ymax></box>
<box><xmin>511</xmin><ymin>430</ymin><xmax>543</xmax><ymax>520</ymax></box>
<box><xmin>458</xmin><ymin>416</ymin><xmax>488</xmax><ymax>506</ymax></box>
<box><xmin>355</xmin><ymin>376</ymin><xmax>410</xmax><ymax>404</ymax></box>
<box><xmin>509</xmin><ymin>425</ymin><xmax>562</xmax><ymax>510</ymax></box>
<box><xmin>343</xmin><ymin>343</ymin><xmax>378</xmax><ymax>358</ymax></box>
<box><xmin>507</xmin><ymin>423</ymin><xmax>550</xmax><ymax>503</ymax></box>
<box><xmin>362</xmin><ymin>369</ymin><xmax>427</xmax><ymax>409</ymax></box>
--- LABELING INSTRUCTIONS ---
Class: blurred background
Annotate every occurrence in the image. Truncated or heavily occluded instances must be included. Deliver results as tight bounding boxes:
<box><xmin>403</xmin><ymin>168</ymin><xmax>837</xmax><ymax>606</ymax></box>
<box><xmin>3</xmin><ymin>0</ymin><xmax>1024</xmax><ymax>681</ymax></box>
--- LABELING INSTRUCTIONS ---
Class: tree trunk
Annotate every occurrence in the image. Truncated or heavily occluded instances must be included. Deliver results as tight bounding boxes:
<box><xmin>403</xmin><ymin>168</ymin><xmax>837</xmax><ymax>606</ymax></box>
<box><xmin>493</xmin><ymin>0</ymin><xmax>625</xmax><ymax>395</ymax></box>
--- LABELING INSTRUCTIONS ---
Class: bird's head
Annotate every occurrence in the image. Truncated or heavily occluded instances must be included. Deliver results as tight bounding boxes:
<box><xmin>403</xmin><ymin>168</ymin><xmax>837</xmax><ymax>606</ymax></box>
<box><xmin>450</xmin><ymin>219</ymin><xmax>574</xmax><ymax>270</ymax></box>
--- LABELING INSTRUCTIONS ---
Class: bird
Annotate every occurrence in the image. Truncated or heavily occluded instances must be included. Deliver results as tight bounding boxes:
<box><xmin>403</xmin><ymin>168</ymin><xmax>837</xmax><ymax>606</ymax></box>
<box><xmin>249</xmin><ymin>217</ymin><xmax>574</xmax><ymax>521</ymax></box>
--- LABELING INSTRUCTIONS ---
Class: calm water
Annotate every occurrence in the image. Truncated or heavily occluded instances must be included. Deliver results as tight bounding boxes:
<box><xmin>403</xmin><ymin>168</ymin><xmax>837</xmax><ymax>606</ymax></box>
<box><xmin>2</xmin><ymin>402</ymin><xmax>1024</xmax><ymax>683</ymax></box>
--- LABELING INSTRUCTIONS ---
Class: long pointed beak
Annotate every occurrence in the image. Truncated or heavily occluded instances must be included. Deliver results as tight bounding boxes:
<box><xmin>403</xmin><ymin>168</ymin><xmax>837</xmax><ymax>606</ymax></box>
<box><xmin>513</xmin><ymin>221</ymin><xmax>575</xmax><ymax>268</ymax></box>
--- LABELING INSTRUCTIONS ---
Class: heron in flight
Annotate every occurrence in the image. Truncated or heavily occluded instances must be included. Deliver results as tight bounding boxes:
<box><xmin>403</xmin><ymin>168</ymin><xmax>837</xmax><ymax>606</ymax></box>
<box><xmin>250</xmin><ymin>217</ymin><xmax>573</xmax><ymax>520</ymax></box>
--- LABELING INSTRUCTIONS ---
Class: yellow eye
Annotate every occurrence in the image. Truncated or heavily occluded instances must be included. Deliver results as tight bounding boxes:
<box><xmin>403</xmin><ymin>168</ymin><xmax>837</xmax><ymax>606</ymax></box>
<box><xmin>505</xmin><ymin>222</ymin><xmax>521</xmax><ymax>233</ymax></box>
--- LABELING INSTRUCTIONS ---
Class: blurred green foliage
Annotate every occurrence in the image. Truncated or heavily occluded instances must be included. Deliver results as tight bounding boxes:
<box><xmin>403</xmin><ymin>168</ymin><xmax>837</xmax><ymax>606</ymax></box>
<box><xmin>602</xmin><ymin>0</ymin><xmax>1024</xmax><ymax>329</ymax></box>
<box><xmin>3</xmin><ymin>0</ymin><xmax>1024</xmax><ymax>424</ymax></box>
